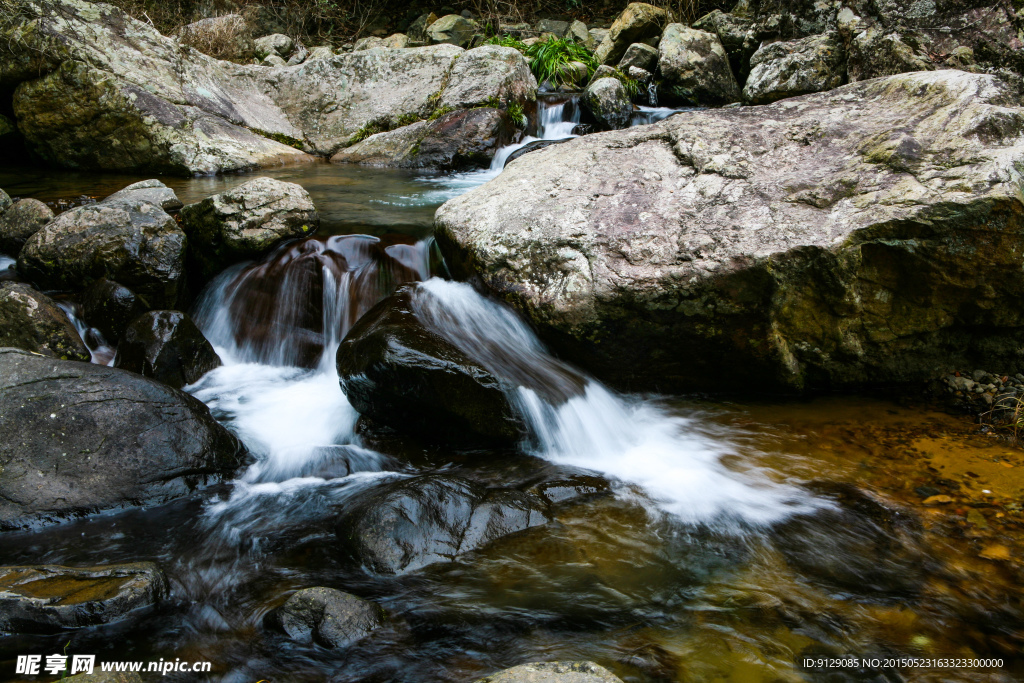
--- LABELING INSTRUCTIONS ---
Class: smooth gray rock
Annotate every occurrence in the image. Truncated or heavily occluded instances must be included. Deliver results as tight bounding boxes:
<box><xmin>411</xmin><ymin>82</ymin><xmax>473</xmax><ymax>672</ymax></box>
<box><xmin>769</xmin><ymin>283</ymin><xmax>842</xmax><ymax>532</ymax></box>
<box><xmin>476</xmin><ymin>661</ymin><xmax>624</xmax><ymax>683</ymax></box>
<box><xmin>438</xmin><ymin>45</ymin><xmax>537</xmax><ymax>111</ymax></box>
<box><xmin>0</xmin><ymin>282</ymin><xmax>89</xmax><ymax>361</ymax></box>
<box><xmin>617</xmin><ymin>42</ymin><xmax>658</xmax><ymax>72</ymax></box>
<box><xmin>657</xmin><ymin>24</ymin><xmax>740</xmax><ymax>106</ymax></box>
<box><xmin>582</xmin><ymin>78</ymin><xmax>633</xmax><ymax>130</ymax></box>
<box><xmin>0</xmin><ymin>563</ymin><xmax>167</xmax><ymax>634</ymax></box>
<box><xmin>434</xmin><ymin>71</ymin><xmax>1024</xmax><ymax>393</ymax></box>
<box><xmin>266</xmin><ymin>587</ymin><xmax>385</xmax><ymax>648</ymax></box>
<box><xmin>567</xmin><ymin>20</ymin><xmax>594</xmax><ymax>49</ymax></box>
<box><xmin>179</xmin><ymin>177</ymin><xmax>318</xmax><ymax>280</ymax></box>
<box><xmin>0</xmin><ymin>198</ymin><xmax>53</xmax><ymax>257</ymax></box>
<box><xmin>743</xmin><ymin>32</ymin><xmax>845</xmax><ymax>104</ymax></box>
<box><xmin>536</xmin><ymin>19</ymin><xmax>569</xmax><ymax>36</ymax></box>
<box><xmin>18</xmin><ymin>192</ymin><xmax>185</xmax><ymax>308</ymax></box>
<box><xmin>0</xmin><ymin>347</ymin><xmax>246</xmax><ymax>529</ymax></box>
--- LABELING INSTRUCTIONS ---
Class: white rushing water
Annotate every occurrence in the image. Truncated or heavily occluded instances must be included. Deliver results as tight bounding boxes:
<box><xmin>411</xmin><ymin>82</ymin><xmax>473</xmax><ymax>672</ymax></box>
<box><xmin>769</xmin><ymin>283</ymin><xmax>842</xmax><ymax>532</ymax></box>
<box><xmin>187</xmin><ymin>100</ymin><xmax>816</xmax><ymax>529</ymax></box>
<box><xmin>412</xmin><ymin>278</ymin><xmax>819</xmax><ymax>527</ymax></box>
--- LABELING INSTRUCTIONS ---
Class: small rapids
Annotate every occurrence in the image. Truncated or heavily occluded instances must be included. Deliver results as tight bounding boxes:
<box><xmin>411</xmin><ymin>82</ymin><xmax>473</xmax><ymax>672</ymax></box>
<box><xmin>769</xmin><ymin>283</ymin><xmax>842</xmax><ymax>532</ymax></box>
<box><xmin>411</xmin><ymin>279</ymin><xmax>818</xmax><ymax>527</ymax></box>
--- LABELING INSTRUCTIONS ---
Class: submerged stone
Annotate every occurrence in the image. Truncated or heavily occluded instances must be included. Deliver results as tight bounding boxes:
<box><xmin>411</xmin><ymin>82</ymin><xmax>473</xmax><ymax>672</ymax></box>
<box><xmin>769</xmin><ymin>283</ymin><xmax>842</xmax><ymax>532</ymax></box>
<box><xmin>336</xmin><ymin>474</ymin><xmax>549</xmax><ymax>575</ymax></box>
<box><xmin>0</xmin><ymin>562</ymin><xmax>167</xmax><ymax>634</ymax></box>
<box><xmin>265</xmin><ymin>586</ymin><xmax>386</xmax><ymax>648</ymax></box>
<box><xmin>476</xmin><ymin>661</ymin><xmax>624</xmax><ymax>683</ymax></box>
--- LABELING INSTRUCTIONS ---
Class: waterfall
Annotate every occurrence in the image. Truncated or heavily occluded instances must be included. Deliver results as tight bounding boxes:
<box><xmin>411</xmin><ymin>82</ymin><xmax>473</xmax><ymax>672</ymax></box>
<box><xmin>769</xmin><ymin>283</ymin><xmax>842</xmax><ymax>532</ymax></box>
<box><xmin>647</xmin><ymin>80</ymin><xmax>658</xmax><ymax>107</ymax></box>
<box><xmin>410</xmin><ymin>278</ymin><xmax>820</xmax><ymax>527</ymax></box>
<box><xmin>55</xmin><ymin>300</ymin><xmax>115</xmax><ymax>365</ymax></box>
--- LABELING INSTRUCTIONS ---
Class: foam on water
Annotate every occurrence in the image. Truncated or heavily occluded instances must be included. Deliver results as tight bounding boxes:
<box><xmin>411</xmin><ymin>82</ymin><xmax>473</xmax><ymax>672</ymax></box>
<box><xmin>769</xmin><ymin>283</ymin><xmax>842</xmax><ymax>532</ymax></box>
<box><xmin>413</xmin><ymin>278</ymin><xmax>819</xmax><ymax>527</ymax></box>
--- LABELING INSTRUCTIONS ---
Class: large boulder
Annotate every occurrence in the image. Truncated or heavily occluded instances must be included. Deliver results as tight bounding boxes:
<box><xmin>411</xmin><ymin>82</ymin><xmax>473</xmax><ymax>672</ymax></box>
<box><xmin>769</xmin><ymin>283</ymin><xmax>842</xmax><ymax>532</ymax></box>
<box><xmin>426</xmin><ymin>14</ymin><xmax>479</xmax><ymax>48</ymax></box>
<box><xmin>18</xmin><ymin>190</ymin><xmax>185</xmax><ymax>308</ymax></box>
<box><xmin>336</xmin><ymin>285</ymin><xmax>524</xmax><ymax>447</ymax></box>
<box><xmin>0</xmin><ymin>563</ymin><xmax>166</xmax><ymax>634</ymax></box>
<box><xmin>0</xmin><ymin>198</ymin><xmax>53</xmax><ymax>257</ymax></box>
<box><xmin>0</xmin><ymin>347</ymin><xmax>246</xmax><ymax>529</ymax></box>
<box><xmin>436</xmin><ymin>46</ymin><xmax>537</xmax><ymax>111</ymax></box>
<box><xmin>254</xmin><ymin>33</ymin><xmax>294</xmax><ymax>59</ymax></box>
<box><xmin>179</xmin><ymin>177</ymin><xmax>318</xmax><ymax>280</ymax></box>
<box><xmin>81</xmin><ymin>278</ymin><xmax>149</xmax><ymax>343</ymax></box>
<box><xmin>434</xmin><ymin>71</ymin><xmax>1024</xmax><ymax>393</ymax></box>
<box><xmin>743</xmin><ymin>32</ymin><xmax>845</xmax><ymax>104</ymax></box>
<box><xmin>330</xmin><ymin>108</ymin><xmax>516</xmax><ymax>171</ymax></box>
<box><xmin>0</xmin><ymin>282</ymin><xmax>89</xmax><ymax>361</ymax></box>
<box><xmin>476</xmin><ymin>662</ymin><xmax>624</xmax><ymax>683</ymax></box>
<box><xmin>2</xmin><ymin>0</ymin><xmax>536</xmax><ymax>174</ymax></box>
<box><xmin>265</xmin><ymin>587</ymin><xmax>386</xmax><ymax>648</ymax></box>
<box><xmin>582</xmin><ymin>78</ymin><xmax>633</xmax><ymax>131</ymax></box>
<box><xmin>336</xmin><ymin>474</ymin><xmax>549</xmax><ymax>575</ymax></box>
<box><xmin>594</xmin><ymin>3</ymin><xmax>669</xmax><ymax>66</ymax></box>
<box><xmin>114</xmin><ymin>310</ymin><xmax>222</xmax><ymax>389</ymax></box>
<box><xmin>691</xmin><ymin>10</ymin><xmax>757</xmax><ymax>82</ymax></box>
<box><xmin>657</xmin><ymin>24</ymin><xmax>741</xmax><ymax>106</ymax></box>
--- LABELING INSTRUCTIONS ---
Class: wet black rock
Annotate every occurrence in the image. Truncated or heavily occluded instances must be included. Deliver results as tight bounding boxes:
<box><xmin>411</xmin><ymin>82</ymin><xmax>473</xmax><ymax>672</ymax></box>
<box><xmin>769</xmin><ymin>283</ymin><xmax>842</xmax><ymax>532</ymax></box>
<box><xmin>505</xmin><ymin>138</ymin><xmax>574</xmax><ymax>167</ymax></box>
<box><xmin>82</xmin><ymin>277</ymin><xmax>149</xmax><ymax>343</ymax></box>
<box><xmin>336</xmin><ymin>286</ymin><xmax>525</xmax><ymax>447</ymax></box>
<box><xmin>0</xmin><ymin>281</ymin><xmax>89</xmax><ymax>361</ymax></box>
<box><xmin>114</xmin><ymin>310</ymin><xmax>221</xmax><ymax>389</ymax></box>
<box><xmin>17</xmin><ymin>191</ymin><xmax>185</xmax><ymax>308</ymax></box>
<box><xmin>0</xmin><ymin>198</ymin><xmax>54</xmax><ymax>257</ymax></box>
<box><xmin>336</xmin><ymin>474</ymin><xmax>550</xmax><ymax>575</ymax></box>
<box><xmin>0</xmin><ymin>562</ymin><xmax>167</xmax><ymax>634</ymax></box>
<box><xmin>265</xmin><ymin>586</ymin><xmax>386</xmax><ymax>648</ymax></box>
<box><xmin>773</xmin><ymin>483</ymin><xmax>929</xmax><ymax>595</ymax></box>
<box><xmin>530</xmin><ymin>475</ymin><xmax>612</xmax><ymax>506</ymax></box>
<box><xmin>476</xmin><ymin>661</ymin><xmax>624</xmax><ymax>683</ymax></box>
<box><xmin>0</xmin><ymin>347</ymin><xmax>246</xmax><ymax>530</ymax></box>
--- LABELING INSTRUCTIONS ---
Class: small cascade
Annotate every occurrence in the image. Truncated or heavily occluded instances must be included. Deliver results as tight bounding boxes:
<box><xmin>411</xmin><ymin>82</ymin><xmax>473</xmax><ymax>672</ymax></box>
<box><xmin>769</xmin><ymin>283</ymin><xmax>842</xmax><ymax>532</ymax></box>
<box><xmin>56</xmin><ymin>300</ymin><xmax>115</xmax><ymax>365</ymax></box>
<box><xmin>647</xmin><ymin>80</ymin><xmax>659</xmax><ymax>107</ymax></box>
<box><xmin>193</xmin><ymin>234</ymin><xmax>435</xmax><ymax>370</ymax></box>
<box><xmin>410</xmin><ymin>279</ymin><xmax>820</xmax><ymax>527</ymax></box>
<box><xmin>0</xmin><ymin>255</ymin><xmax>17</xmax><ymax>281</ymax></box>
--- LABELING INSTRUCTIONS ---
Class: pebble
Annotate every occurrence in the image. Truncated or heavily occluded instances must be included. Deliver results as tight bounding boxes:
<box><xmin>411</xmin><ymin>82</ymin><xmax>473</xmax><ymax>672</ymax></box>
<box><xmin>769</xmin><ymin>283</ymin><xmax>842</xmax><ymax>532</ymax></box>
<box><xmin>923</xmin><ymin>494</ymin><xmax>953</xmax><ymax>505</ymax></box>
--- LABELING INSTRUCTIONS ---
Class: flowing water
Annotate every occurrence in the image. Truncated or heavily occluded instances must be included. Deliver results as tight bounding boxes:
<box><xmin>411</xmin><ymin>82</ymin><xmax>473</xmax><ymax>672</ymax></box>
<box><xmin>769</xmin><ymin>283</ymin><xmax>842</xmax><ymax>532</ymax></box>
<box><xmin>1</xmin><ymin>101</ymin><xmax>1022</xmax><ymax>682</ymax></box>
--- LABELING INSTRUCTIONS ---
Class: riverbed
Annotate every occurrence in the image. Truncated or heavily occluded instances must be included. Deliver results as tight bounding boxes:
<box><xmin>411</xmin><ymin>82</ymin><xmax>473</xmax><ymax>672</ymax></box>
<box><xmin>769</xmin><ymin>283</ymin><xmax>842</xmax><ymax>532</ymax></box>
<box><xmin>1</xmin><ymin>112</ymin><xmax>1022</xmax><ymax>682</ymax></box>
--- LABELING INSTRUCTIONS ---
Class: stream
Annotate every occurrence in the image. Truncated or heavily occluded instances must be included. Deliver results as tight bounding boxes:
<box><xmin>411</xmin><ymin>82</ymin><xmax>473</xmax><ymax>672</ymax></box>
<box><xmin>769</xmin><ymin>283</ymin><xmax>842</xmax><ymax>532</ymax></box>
<box><xmin>0</xmin><ymin>97</ymin><xmax>1022</xmax><ymax>682</ymax></box>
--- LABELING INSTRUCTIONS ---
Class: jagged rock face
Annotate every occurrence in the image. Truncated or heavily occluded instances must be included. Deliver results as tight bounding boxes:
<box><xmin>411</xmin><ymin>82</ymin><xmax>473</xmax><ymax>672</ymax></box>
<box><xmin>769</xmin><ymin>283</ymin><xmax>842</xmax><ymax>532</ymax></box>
<box><xmin>743</xmin><ymin>32</ymin><xmax>845</xmax><ymax>104</ymax></box>
<box><xmin>331</xmin><ymin>108</ymin><xmax>516</xmax><ymax>171</ymax></box>
<box><xmin>691</xmin><ymin>10</ymin><xmax>757</xmax><ymax>83</ymax></box>
<box><xmin>657</xmin><ymin>24</ymin><xmax>741</xmax><ymax>106</ymax></box>
<box><xmin>0</xmin><ymin>282</ymin><xmax>89</xmax><ymax>361</ymax></box>
<box><xmin>179</xmin><ymin>177</ymin><xmax>319</xmax><ymax>281</ymax></box>
<box><xmin>846</xmin><ymin>27</ymin><xmax>933</xmax><ymax>82</ymax></box>
<box><xmin>435</xmin><ymin>71</ymin><xmax>1024</xmax><ymax>394</ymax></box>
<box><xmin>2</xmin><ymin>0</ymin><xmax>536</xmax><ymax>174</ymax></box>
<box><xmin>0</xmin><ymin>348</ymin><xmax>246</xmax><ymax>530</ymax></box>
<box><xmin>18</xmin><ymin>191</ymin><xmax>185</xmax><ymax>308</ymax></box>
